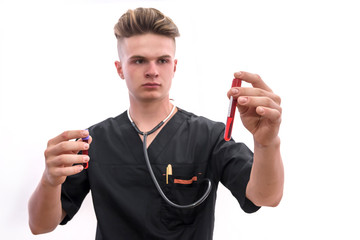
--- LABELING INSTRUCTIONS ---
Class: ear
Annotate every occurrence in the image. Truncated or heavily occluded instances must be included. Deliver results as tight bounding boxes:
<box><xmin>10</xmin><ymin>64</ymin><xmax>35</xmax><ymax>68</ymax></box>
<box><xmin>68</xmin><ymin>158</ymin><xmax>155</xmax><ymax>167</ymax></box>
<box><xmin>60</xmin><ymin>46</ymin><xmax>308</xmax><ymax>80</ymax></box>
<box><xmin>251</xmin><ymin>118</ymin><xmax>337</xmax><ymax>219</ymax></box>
<box><xmin>114</xmin><ymin>61</ymin><xmax>125</xmax><ymax>79</ymax></box>
<box><xmin>173</xmin><ymin>59</ymin><xmax>178</xmax><ymax>73</ymax></box>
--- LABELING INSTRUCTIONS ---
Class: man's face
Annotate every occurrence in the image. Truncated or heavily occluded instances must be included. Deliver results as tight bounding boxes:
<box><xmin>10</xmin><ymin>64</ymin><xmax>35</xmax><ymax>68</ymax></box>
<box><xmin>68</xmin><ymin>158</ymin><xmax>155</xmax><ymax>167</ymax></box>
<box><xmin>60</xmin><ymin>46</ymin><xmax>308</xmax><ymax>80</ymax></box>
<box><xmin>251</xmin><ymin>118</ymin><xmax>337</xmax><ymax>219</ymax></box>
<box><xmin>115</xmin><ymin>33</ymin><xmax>177</xmax><ymax>103</ymax></box>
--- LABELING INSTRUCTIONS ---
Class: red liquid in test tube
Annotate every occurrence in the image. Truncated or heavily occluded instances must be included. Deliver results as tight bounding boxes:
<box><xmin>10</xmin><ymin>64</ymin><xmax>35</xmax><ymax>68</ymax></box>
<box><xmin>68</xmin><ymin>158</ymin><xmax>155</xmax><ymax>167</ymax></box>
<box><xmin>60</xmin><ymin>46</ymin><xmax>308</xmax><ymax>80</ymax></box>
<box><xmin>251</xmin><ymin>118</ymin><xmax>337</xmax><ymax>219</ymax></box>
<box><xmin>224</xmin><ymin>78</ymin><xmax>242</xmax><ymax>141</ymax></box>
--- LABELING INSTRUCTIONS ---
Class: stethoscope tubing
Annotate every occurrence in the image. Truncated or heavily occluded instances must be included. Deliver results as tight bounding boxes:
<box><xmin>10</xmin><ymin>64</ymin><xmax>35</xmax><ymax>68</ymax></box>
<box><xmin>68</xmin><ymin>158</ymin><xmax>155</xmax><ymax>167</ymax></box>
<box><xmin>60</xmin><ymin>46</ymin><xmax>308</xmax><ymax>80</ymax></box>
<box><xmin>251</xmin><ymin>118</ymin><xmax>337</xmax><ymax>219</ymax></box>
<box><xmin>143</xmin><ymin>134</ymin><xmax>212</xmax><ymax>209</ymax></box>
<box><xmin>127</xmin><ymin>102</ymin><xmax>212</xmax><ymax>209</ymax></box>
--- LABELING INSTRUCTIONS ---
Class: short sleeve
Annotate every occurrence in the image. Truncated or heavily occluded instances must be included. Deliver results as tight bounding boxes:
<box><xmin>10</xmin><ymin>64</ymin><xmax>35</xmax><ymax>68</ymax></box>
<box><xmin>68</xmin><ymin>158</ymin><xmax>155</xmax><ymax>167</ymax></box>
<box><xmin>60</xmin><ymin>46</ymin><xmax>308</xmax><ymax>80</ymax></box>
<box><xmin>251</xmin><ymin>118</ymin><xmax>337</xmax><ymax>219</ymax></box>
<box><xmin>60</xmin><ymin>169</ymin><xmax>90</xmax><ymax>225</ymax></box>
<box><xmin>211</xmin><ymin>126</ymin><xmax>260</xmax><ymax>213</ymax></box>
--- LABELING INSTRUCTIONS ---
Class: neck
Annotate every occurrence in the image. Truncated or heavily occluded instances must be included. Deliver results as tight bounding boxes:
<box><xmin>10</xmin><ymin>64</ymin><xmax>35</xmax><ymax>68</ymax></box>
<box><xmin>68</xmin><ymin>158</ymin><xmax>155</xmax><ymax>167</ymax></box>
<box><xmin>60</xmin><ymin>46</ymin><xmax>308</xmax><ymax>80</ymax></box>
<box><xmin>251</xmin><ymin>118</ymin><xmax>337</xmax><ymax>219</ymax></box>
<box><xmin>128</xmin><ymin>98</ymin><xmax>175</xmax><ymax>132</ymax></box>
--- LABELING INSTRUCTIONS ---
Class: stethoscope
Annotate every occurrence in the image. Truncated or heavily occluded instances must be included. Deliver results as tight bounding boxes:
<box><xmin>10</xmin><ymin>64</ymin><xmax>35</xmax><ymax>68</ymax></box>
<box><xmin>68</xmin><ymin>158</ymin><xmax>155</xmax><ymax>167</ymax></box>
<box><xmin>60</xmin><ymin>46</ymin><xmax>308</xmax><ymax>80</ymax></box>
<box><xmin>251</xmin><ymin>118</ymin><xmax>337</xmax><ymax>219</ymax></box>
<box><xmin>127</xmin><ymin>103</ymin><xmax>212</xmax><ymax>209</ymax></box>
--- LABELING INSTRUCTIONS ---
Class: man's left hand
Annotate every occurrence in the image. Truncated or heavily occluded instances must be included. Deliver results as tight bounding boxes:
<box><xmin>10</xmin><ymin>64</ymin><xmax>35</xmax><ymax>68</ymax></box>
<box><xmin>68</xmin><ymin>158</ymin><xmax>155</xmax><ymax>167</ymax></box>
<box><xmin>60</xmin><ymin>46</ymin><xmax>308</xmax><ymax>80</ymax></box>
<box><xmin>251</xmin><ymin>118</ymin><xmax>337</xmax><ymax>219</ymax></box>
<box><xmin>227</xmin><ymin>71</ymin><xmax>282</xmax><ymax>146</ymax></box>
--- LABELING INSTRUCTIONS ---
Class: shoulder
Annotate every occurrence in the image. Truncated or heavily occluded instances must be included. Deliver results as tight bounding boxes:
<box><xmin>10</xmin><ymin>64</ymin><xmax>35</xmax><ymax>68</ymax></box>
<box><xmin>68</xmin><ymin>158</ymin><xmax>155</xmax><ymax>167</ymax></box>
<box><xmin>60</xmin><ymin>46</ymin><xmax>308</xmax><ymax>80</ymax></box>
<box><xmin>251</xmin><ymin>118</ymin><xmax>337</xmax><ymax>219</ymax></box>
<box><xmin>176</xmin><ymin>108</ymin><xmax>225</xmax><ymax>140</ymax></box>
<box><xmin>87</xmin><ymin>111</ymin><xmax>129</xmax><ymax>134</ymax></box>
<box><xmin>177</xmin><ymin>108</ymin><xmax>224</xmax><ymax>129</ymax></box>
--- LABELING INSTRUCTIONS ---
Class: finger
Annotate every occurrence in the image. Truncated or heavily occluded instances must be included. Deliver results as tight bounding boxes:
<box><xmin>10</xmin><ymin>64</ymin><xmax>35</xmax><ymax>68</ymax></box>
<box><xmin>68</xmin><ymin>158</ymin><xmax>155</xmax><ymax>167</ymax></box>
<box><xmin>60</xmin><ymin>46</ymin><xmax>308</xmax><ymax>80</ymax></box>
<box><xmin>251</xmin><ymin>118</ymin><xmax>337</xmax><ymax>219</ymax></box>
<box><xmin>47</xmin><ymin>130</ymin><xmax>89</xmax><ymax>146</ymax></box>
<box><xmin>78</xmin><ymin>135</ymin><xmax>93</xmax><ymax>145</ymax></box>
<box><xmin>227</xmin><ymin>88</ymin><xmax>240</xmax><ymax>99</ymax></box>
<box><xmin>45</xmin><ymin>140</ymin><xmax>89</xmax><ymax>157</ymax></box>
<box><xmin>234</xmin><ymin>71</ymin><xmax>272</xmax><ymax>92</ymax></box>
<box><xmin>227</xmin><ymin>87</ymin><xmax>281</xmax><ymax>105</ymax></box>
<box><xmin>50</xmin><ymin>165</ymin><xmax>85</xmax><ymax>177</ymax></box>
<box><xmin>256</xmin><ymin>106</ymin><xmax>282</xmax><ymax>123</ymax></box>
<box><xmin>237</xmin><ymin>96</ymin><xmax>282</xmax><ymax>113</ymax></box>
<box><xmin>48</xmin><ymin>154</ymin><xmax>90</xmax><ymax>168</ymax></box>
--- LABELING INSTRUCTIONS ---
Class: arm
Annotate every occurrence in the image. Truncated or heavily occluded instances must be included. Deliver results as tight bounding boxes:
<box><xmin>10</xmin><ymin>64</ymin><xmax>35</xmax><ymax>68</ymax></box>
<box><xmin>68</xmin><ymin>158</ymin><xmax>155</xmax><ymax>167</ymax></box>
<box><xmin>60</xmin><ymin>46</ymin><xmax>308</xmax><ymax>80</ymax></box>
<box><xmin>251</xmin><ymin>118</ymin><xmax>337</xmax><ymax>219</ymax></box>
<box><xmin>247</xmin><ymin>138</ymin><xmax>283</xmax><ymax>207</ymax></box>
<box><xmin>28</xmin><ymin>177</ymin><xmax>67</xmax><ymax>234</ymax></box>
<box><xmin>28</xmin><ymin>130</ymin><xmax>91</xmax><ymax>234</ymax></box>
<box><xmin>228</xmin><ymin>71</ymin><xmax>284</xmax><ymax>207</ymax></box>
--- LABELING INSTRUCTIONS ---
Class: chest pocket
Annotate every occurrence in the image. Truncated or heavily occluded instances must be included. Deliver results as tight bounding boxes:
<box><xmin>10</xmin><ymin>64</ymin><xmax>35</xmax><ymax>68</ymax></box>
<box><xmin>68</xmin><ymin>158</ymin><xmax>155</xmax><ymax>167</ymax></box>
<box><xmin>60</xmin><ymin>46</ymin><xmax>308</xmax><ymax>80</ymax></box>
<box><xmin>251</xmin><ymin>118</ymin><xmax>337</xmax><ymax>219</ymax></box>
<box><xmin>160</xmin><ymin>164</ymin><xmax>209</xmax><ymax>229</ymax></box>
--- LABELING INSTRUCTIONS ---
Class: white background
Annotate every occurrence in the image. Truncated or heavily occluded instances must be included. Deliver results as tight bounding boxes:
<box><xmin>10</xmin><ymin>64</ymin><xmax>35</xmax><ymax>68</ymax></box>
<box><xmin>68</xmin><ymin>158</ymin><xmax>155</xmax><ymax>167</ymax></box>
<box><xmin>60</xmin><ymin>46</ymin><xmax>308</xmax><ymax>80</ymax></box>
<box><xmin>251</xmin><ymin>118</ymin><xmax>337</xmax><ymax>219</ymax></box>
<box><xmin>1</xmin><ymin>0</ymin><xmax>359</xmax><ymax>239</ymax></box>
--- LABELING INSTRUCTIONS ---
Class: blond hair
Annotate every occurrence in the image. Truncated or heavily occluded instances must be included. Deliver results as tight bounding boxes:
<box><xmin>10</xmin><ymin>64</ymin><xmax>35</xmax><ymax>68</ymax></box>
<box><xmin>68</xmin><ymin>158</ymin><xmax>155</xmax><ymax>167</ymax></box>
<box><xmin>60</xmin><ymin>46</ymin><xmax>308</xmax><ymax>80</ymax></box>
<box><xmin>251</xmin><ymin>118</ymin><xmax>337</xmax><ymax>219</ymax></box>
<box><xmin>114</xmin><ymin>8</ymin><xmax>180</xmax><ymax>40</ymax></box>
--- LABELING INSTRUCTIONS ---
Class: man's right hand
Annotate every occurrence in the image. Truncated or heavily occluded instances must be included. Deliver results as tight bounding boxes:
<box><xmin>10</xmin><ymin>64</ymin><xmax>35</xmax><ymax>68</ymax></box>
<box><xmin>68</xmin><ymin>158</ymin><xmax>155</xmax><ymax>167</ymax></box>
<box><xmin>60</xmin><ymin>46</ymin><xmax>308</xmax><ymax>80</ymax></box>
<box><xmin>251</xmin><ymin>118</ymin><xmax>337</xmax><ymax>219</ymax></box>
<box><xmin>43</xmin><ymin>130</ymin><xmax>91</xmax><ymax>187</ymax></box>
<box><xmin>29</xmin><ymin>129</ymin><xmax>92</xmax><ymax>234</ymax></box>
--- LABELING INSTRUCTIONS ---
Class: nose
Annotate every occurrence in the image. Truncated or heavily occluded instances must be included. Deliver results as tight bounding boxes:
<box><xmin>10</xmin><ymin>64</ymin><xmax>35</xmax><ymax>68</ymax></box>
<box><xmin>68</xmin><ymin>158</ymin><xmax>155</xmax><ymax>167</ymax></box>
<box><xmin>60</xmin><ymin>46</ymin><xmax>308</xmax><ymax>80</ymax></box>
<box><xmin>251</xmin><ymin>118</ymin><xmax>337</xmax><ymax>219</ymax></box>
<box><xmin>145</xmin><ymin>62</ymin><xmax>159</xmax><ymax>79</ymax></box>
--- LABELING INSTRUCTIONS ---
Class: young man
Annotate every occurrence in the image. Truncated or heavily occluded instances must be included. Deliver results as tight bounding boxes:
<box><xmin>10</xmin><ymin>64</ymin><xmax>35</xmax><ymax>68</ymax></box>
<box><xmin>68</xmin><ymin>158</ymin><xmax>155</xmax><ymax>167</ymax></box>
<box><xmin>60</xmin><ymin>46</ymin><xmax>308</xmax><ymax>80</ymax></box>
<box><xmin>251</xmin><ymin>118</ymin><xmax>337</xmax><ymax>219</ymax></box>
<box><xmin>28</xmin><ymin>7</ymin><xmax>283</xmax><ymax>240</ymax></box>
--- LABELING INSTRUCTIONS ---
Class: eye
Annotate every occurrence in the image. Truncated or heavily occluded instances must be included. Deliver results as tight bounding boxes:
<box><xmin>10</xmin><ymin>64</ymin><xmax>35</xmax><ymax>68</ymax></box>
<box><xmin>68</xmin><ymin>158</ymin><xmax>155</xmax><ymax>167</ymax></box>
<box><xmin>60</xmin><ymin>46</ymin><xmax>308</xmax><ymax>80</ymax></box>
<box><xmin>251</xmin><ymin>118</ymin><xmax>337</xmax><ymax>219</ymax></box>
<box><xmin>134</xmin><ymin>59</ymin><xmax>144</xmax><ymax>64</ymax></box>
<box><xmin>158</xmin><ymin>58</ymin><xmax>169</xmax><ymax>64</ymax></box>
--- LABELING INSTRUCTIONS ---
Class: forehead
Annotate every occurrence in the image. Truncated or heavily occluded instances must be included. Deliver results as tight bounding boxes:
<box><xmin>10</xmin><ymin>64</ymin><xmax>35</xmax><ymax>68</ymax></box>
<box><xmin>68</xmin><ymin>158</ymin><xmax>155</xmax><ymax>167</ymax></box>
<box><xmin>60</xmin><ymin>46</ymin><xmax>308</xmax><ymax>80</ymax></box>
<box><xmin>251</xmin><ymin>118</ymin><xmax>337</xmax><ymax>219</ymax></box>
<box><xmin>118</xmin><ymin>33</ymin><xmax>176</xmax><ymax>59</ymax></box>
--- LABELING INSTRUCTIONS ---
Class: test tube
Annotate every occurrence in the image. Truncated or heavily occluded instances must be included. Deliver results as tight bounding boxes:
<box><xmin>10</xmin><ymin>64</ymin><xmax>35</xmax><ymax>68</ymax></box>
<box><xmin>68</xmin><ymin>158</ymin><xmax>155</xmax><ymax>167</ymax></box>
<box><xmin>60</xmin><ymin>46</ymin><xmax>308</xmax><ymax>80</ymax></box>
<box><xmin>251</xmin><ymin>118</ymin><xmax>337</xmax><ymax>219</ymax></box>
<box><xmin>224</xmin><ymin>78</ymin><xmax>242</xmax><ymax>141</ymax></box>
<box><xmin>82</xmin><ymin>134</ymin><xmax>89</xmax><ymax>169</ymax></box>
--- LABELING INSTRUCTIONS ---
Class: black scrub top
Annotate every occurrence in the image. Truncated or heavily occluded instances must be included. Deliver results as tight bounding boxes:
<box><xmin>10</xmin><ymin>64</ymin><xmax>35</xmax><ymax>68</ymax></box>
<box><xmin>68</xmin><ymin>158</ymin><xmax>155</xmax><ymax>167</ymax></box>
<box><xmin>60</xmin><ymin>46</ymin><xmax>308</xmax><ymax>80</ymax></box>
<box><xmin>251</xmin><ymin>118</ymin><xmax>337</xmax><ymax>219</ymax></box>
<box><xmin>60</xmin><ymin>108</ymin><xmax>260</xmax><ymax>240</ymax></box>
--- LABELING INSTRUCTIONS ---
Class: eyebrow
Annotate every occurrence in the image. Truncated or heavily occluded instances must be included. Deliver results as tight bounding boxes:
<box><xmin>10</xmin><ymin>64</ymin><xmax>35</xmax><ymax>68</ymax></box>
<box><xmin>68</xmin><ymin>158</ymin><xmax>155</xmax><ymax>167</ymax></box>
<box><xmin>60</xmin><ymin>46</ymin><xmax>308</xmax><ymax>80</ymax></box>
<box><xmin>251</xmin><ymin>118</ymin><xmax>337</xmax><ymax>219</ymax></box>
<box><xmin>129</xmin><ymin>55</ymin><xmax>172</xmax><ymax>60</ymax></box>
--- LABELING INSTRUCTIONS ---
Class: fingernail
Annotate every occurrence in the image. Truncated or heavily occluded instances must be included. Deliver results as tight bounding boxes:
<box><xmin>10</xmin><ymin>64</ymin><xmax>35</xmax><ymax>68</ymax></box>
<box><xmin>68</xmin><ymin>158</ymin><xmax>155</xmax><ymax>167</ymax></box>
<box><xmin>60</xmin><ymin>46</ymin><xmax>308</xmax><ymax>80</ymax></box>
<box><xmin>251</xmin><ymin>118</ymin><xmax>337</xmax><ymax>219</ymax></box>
<box><xmin>238</xmin><ymin>97</ymin><xmax>247</xmax><ymax>103</ymax></box>
<box><xmin>235</xmin><ymin>71</ymin><xmax>242</xmax><ymax>76</ymax></box>
<box><xmin>82</xmin><ymin>130</ymin><xmax>88</xmax><ymax>136</ymax></box>
<box><xmin>258</xmin><ymin>107</ymin><xmax>265</xmax><ymax>115</ymax></box>
<box><xmin>231</xmin><ymin>88</ymin><xmax>239</xmax><ymax>94</ymax></box>
<box><xmin>84</xmin><ymin>143</ymin><xmax>89</xmax><ymax>149</ymax></box>
<box><xmin>83</xmin><ymin>156</ymin><xmax>90</xmax><ymax>162</ymax></box>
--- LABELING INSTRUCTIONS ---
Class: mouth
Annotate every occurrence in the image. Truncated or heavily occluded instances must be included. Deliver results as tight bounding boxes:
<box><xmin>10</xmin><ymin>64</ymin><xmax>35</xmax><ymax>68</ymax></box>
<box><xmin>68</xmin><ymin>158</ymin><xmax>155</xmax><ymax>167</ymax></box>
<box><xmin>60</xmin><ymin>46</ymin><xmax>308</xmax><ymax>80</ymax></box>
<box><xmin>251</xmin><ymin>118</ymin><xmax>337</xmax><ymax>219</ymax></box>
<box><xmin>142</xmin><ymin>82</ymin><xmax>161</xmax><ymax>88</ymax></box>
